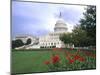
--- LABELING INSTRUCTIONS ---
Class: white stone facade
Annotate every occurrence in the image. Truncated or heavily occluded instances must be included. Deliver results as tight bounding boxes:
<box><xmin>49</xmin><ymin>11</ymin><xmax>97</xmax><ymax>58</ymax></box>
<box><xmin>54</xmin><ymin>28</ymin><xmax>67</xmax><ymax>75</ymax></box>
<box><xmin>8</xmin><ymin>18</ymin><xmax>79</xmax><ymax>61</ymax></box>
<box><xmin>38</xmin><ymin>18</ymin><xmax>69</xmax><ymax>48</ymax></box>
<box><xmin>39</xmin><ymin>32</ymin><xmax>65</xmax><ymax>48</ymax></box>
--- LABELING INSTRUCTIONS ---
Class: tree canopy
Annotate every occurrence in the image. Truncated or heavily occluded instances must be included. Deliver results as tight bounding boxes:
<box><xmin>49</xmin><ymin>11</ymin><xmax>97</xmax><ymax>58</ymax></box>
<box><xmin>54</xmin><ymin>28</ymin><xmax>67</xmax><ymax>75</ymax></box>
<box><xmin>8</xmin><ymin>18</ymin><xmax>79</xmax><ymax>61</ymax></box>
<box><xmin>72</xmin><ymin>25</ymin><xmax>90</xmax><ymax>47</ymax></box>
<box><xmin>60</xmin><ymin>6</ymin><xmax>96</xmax><ymax>47</ymax></box>
<box><xmin>25</xmin><ymin>38</ymin><xmax>32</xmax><ymax>45</ymax></box>
<box><xmin>60</xmin><ymin>33</ymin><xmax>73</xmax><ymax>44</ymax></box>
<box><xmin>12</xmin><ymin>39</ymin><xmax>24</xmax><ymax>49</ymax></box>
<box><xmin>80</xmin><ymin>6</ymin><xmax>96</xmax><ymax>46</ymax></box>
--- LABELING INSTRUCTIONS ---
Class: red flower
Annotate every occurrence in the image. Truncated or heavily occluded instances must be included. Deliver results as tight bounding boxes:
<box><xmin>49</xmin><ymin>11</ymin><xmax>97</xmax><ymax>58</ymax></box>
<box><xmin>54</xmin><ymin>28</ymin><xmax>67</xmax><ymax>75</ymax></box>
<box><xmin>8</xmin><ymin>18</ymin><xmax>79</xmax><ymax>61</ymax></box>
<box><xmin>79</xmin><ymin>57</ymin><xmax>85</xmax><ymax>62</ymax></box>
<box><xmin>44</xmin><ymin>61</ymin><xmax>50</xmax><ymax>65</ymax></box>
<box><xmin>66</xmin><ymin>56</ymin><xmax>75</xmax><ymax>64</ymax></box>
<box><xmin>69</xmin><ymin>59</ymin><xmax>75</xmax><ymax>64</ymax></box>
<box><xmin>52</xmin><ymin>55</ymin><xmax>60</xmax><ymax>64</ymax></box>
<box><xmin>74</xmin><ymin>55</ymin><xmax>80</xmax><ymax>60</ymax></box>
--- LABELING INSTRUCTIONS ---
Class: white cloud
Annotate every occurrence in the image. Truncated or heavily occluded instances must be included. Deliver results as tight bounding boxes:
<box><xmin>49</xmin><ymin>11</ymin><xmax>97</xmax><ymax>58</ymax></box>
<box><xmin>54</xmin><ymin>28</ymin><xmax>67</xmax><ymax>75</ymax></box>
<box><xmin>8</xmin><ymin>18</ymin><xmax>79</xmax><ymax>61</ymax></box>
<box><xmin>12</xmin><ymin>1</ymin><xmax>88</xmax><ymax>36</ymax></box>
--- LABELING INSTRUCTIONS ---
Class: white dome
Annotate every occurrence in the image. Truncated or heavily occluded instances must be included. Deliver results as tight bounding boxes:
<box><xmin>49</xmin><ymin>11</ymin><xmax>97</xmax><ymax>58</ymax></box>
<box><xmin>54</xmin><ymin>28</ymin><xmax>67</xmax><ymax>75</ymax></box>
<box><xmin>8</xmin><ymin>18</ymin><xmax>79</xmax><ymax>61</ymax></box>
<box><xmin>54</xmin><ymin>18</ymin><xmax>67</xmax><ymax>33</ymax></box>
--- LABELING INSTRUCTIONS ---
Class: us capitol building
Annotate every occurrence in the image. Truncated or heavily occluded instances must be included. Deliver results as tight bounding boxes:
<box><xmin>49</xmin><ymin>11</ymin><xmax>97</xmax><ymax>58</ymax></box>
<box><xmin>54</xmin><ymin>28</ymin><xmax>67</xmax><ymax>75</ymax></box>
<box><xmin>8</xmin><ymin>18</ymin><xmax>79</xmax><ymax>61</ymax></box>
<box><xmin>14</xmin><ymin>14</ymin><xmax>74</xmax><ymax>49</ymax></box>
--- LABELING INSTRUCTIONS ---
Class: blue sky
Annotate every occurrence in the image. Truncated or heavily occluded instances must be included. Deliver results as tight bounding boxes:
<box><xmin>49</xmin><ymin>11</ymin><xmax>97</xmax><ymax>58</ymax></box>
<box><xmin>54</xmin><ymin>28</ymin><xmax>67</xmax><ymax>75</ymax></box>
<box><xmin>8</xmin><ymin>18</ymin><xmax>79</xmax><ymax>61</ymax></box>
<box><xmin>12</xmin><ymin>1</ymin><xmax>87</xmax><ymax>38</ymax></box>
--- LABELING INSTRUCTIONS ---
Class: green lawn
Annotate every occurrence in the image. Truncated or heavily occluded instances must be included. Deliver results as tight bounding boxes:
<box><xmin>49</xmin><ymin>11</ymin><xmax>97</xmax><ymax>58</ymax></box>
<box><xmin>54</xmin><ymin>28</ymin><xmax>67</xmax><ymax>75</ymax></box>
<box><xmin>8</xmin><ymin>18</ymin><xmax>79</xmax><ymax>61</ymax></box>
<box><xmin>11</xmin><ymin>49</ymin><xmax>96</xmax><ymax>74</ymax></box>
<box><xmin>12</xmin><ymin>50</ymin><xmax>52</xmax><ymax>73</ymax></box>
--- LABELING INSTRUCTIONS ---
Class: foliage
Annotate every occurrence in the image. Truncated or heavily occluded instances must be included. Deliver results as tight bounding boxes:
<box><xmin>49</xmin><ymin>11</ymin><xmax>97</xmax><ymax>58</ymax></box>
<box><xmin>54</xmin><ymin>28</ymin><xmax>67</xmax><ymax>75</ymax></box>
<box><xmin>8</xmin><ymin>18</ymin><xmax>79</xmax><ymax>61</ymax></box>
<box><xmin>12</xmin><ymin>39</ymin><xmax>24</xmax><ymax>49</ymax></box>
<box><xmin>25</xmin><ymin>38</ymin><xmax>32</xmax><ymax>45</ymax></box>
<box><xmin>44</xmin><ymin>48</ymin><xmax>96</xmax><ymax>71</ymax></box>
<box><xmin>72</xmin><ymin>25</ymin><xmax>90</xmax><ymax>47</ymax></box>
<box><xmin>60</xmin><ymin>33</ymin><xmax>73</xmax><ymax>44</ymax></box>
<box><xmin>79</xmin><ymin>6</ymin><xmax>96</xmax><ymax>46</ymax></box>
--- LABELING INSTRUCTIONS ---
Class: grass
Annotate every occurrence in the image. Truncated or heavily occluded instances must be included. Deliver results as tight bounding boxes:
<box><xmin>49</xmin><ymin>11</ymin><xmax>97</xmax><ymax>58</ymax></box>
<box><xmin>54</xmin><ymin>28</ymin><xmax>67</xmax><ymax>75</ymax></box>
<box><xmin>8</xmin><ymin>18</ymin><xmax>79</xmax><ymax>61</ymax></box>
<box><xmin>11</xmin><ymin>49</ymin><xmax>96</xmax><ymax>74</ymax></box>
<box><xmin>12</xmin><ymin>50</ymin><xmax>52</xmax><ymax>73</ymax></box>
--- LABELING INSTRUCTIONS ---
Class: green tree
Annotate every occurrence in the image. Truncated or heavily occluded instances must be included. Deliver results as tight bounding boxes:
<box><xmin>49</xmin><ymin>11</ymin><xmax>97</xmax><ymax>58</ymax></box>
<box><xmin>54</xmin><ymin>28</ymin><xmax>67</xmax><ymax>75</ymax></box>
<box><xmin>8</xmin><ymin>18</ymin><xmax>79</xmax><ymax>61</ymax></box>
<box><xmin>72</xmin><ymin>25</ymin><xmax>89</xmax><ymax>47</ymax></box>
<box><xmin>25</xmin><ymin>38</ymin><xmax>31</xmax><ymax>45</ymax></box>
<box><xmin>60</xmin><ymin>33</ymin><xmax>73</xmax><ymax>45</ymax></box>
<box><xmin>12</xmin><ymin>39</ymin><xmax>24</xmax><ymax>49</ymax></box>
<box><xmin>79</xmin><ymin>6</ymin><xmax>96</xmax><ymax>46</ymax></box>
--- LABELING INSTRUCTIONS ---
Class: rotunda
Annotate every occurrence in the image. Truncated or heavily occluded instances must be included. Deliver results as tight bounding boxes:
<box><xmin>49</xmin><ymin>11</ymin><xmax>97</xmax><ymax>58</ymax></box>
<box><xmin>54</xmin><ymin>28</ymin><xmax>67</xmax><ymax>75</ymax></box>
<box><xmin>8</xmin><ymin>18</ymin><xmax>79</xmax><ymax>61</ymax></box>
<box><xmin>54</xmin><ymin>18</ymin><xmax>67</xmax><ymax>33</ymax></box>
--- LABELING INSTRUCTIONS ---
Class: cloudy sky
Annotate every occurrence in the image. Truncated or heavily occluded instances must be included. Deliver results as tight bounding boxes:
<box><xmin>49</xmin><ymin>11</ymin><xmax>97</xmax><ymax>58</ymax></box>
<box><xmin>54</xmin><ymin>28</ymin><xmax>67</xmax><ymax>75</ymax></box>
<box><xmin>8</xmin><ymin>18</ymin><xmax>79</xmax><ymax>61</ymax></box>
<box><xmin>12</xmin><ymin>0</ymin><xmax>87</xmax><ymax>38</ymax></box>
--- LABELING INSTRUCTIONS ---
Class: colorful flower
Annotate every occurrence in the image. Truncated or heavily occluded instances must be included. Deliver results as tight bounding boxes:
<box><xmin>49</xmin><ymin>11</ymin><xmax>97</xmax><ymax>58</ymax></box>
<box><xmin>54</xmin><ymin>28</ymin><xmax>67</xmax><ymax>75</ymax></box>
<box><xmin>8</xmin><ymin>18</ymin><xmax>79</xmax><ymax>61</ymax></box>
<box><xmin>69</xmin><ymin>59</ymin><xmax>75</xmax><ymax>64</ymax></box>
<box><xmin>79</xmin><ymin>57</ymin><xmax>85</xmax><ymax>62</ymax></box>
<box><xmin>66</xmin><ymin>56</ymin><xmax>75</xmax><ymax>64</ymax></box>
<box><xmin>52</xmin><ymin>55</ymin><xmax>60</xmax><ymax>64</ymax></box>
<box><xmin>74</xmin><ymin>55</ymin><xmax>80</xmax><ymax>60</ymax></box>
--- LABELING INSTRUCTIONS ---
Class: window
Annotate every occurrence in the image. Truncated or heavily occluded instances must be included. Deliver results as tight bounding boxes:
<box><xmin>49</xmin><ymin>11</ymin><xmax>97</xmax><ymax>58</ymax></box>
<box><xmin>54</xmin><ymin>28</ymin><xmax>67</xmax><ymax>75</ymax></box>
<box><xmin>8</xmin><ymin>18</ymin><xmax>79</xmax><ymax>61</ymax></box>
<box><xmin>46</xmin><ymin>43</ymin><xmax>47</xmax><ymax>46</ymax></box>
<box><xmin>51</xmin><ymin>43</ymin><xmax>53</xmax><ymax>45</ymax></box>
<box><xmin>54</xmin><ymin>43</ymin><xmax>56</xmax><ymax>45</ymax></box>
<box><xmin>58</xmin><ymin>42</ymin><xmax>59</xmax><ymax>44</ymax></box>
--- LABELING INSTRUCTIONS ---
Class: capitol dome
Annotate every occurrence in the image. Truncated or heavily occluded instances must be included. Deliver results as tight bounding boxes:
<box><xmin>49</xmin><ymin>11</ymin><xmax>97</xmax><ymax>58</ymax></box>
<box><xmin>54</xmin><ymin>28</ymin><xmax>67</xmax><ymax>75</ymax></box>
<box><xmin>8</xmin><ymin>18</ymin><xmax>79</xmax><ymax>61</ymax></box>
<box><xmin>54</xmin><ymin>18</ymin><xmax>68</xmax><ymax>33</ymax></box>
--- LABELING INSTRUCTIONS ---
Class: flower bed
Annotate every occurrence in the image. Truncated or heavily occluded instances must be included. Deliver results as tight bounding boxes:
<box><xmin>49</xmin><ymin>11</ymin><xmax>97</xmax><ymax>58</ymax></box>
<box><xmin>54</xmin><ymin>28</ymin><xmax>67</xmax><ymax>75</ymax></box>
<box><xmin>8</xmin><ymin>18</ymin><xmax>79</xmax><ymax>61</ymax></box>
<box><xmin>44</xmin><ymin>48</ymin><xmax>96</xmax><ymax>71</ymax></box>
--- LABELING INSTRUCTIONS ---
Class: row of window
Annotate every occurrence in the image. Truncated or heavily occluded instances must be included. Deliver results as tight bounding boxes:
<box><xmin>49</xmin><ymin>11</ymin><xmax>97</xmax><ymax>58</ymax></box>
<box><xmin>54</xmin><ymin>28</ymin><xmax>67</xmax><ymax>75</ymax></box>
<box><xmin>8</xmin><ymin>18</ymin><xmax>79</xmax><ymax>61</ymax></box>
<box><xmin>40</xmin><ymin>42</ymin><xmax>60</xmax><ymax>46</ymax></box>
<box><xmin>40</xmin><ymin>46</ymin><xmax>56</xmax><ymax>48</ymax></box>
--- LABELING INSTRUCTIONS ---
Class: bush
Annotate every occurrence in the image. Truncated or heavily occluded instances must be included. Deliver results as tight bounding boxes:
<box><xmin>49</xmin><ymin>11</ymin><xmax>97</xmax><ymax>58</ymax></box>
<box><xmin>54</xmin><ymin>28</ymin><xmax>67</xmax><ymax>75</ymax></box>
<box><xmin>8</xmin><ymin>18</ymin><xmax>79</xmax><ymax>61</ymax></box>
<box><xmin>12</xmin><ymin>39</ymin><xmax>24</xmax><ymax>49</ymax></box>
